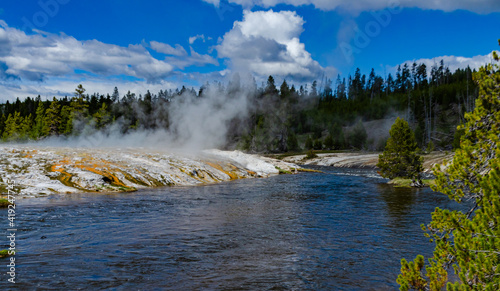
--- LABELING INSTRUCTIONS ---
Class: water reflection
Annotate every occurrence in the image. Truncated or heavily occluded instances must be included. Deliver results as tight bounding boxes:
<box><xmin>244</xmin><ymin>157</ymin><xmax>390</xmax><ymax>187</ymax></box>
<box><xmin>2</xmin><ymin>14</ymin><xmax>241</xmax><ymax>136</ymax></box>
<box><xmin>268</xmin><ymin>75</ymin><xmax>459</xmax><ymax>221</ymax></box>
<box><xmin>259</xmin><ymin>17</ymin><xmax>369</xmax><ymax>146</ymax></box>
<box><xmin>377</xmin><ymin>184</ymin><xmax>419</xmax><ymax>227</ymax></box>
<box><xmin>0</xmin><ymin>168</ymin><xmax>460</xmax><ymax>290</ymax></box>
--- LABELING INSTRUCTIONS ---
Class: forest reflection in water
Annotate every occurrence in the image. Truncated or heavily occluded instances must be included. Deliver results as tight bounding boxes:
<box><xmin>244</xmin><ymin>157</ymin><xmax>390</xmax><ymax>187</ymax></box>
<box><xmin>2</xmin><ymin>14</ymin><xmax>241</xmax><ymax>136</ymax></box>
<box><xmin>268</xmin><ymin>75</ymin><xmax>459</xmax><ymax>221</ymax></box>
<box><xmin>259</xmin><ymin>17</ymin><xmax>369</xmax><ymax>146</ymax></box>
<box><xmin>0</xmin><ymin>167</ymin><xmax>463</xmax><ymax>290</ymax></box>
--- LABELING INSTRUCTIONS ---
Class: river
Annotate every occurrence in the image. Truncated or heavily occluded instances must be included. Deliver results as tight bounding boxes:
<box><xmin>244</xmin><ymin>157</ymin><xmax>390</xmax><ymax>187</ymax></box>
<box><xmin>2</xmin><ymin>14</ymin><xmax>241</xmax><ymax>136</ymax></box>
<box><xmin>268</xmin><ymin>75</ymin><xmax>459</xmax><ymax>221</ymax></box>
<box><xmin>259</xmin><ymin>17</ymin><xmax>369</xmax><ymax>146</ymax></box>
<box><xmin>0</xmin><ymin>167</ymin><xmax>462</xmax><ymax>290</ymax></box>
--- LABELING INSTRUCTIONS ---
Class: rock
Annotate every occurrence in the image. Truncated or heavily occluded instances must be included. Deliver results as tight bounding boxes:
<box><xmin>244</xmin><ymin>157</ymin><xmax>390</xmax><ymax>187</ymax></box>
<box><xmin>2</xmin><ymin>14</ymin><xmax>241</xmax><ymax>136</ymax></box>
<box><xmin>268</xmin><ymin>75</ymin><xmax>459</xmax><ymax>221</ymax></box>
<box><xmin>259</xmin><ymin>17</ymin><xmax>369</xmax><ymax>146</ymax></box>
<box><xmin>0</xmin><ymin>146</ymin><xmax>302</xmax><ymax>197</ymax></box>
<box><xmin>410</xmin><ymin>179</ymin><xmax>425</xmax><ymax>188</ymax></box>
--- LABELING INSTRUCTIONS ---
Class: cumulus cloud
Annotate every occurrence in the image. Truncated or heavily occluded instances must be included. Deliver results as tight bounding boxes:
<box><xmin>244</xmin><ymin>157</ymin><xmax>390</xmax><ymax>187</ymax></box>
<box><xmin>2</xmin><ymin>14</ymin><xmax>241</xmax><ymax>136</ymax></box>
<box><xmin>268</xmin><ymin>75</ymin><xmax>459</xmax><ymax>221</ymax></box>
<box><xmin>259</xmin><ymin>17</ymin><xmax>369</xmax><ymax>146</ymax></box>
<box><xmin>150</xmin><ymin>41</ymin><xmax>188</xmax><ymax>56</ymax></box>
<box><xmin>216</xmin><ymin>9</ymin><xmax>327</xmax><ymax>81</ymax></box>
<box><xmin>165</xmin><ymin>47</ymin><xmax>219</xmax><ymax>69</ymax></box>
<box><xmin>0</xmin><ymin>20</ymin><xmax>223</xmax><ymax>100</ymax></box>
<box><xmin>202</xmin><ymin>0</ymin><xmax>500</xmax><ymax>14</ymax></box>
<box><xmin>396</xmin><ymin>51</ymin><xmax>498</xmax><ymax>74</ymax></box>
<box><xmin>189</xmin><ymin>34</ymin><xmax>206</xmax><ymax>45</ymax></box>
<box><xmin>0</xmin><ymin>77</ymin><xmax>179</xmax><ymax>103</ymax></box>
<box><xmin>0</xmin><ymin>21</ymin><xmax>174</xmax><ymax>83</ymax></box>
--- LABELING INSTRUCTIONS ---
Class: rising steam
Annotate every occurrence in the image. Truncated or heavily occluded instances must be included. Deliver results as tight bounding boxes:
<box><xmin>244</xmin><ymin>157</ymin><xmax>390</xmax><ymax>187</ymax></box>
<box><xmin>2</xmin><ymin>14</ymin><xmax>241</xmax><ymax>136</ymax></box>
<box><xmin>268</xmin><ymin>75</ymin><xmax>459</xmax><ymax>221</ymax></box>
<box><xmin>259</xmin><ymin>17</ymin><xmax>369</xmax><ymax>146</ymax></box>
<box><xmin>32</xmin><ymin>74</ymin><xmax>255</xmax><ymax>152</ymax></box>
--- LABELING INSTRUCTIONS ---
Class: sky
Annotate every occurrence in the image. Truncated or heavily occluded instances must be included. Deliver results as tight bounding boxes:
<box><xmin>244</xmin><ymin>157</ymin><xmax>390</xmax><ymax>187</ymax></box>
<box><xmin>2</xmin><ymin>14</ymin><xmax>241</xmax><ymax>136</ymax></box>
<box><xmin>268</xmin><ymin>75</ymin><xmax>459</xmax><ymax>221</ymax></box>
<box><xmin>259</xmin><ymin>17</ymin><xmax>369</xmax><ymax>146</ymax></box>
<box><xmin>0</xmin><ymin>0</ymin><xmax>499</xmax><ymax>101</ymax></box>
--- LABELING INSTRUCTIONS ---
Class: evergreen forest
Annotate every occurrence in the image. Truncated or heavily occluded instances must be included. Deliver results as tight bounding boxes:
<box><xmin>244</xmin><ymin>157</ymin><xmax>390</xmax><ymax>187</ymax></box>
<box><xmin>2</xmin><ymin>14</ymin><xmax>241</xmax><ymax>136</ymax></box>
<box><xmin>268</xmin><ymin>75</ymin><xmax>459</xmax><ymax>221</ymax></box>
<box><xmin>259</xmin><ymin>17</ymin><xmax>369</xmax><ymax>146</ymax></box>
<box><xmin>0</xmin><ymin>61</ymin><xmax>477</xmax><ymax>153</ymax></box>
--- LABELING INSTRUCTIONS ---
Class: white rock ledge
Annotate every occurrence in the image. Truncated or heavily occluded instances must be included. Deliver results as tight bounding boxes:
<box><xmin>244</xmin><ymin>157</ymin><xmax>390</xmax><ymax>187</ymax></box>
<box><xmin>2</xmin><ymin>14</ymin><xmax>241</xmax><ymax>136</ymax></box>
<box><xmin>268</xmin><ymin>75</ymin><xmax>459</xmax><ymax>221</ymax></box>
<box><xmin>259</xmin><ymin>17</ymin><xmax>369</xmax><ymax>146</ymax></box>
<box><xmin>0</xmin><ymin>146</ymin><xmax>300</xmax><ymax>198</ymax></box>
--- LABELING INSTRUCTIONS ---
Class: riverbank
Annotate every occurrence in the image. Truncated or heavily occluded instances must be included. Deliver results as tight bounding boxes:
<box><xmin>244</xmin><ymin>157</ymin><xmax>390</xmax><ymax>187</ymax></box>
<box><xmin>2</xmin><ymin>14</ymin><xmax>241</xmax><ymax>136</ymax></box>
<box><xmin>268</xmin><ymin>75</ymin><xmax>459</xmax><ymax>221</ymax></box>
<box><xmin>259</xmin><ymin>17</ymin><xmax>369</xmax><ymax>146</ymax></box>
<box><xmin>0</xmin><ymin>146</ymin><xmax>300</xmax><ymax>198</ymax></box>
<box><xmin>278</xmin><ymin>151</ymin><xmax>453</xmax><ymax>173</ymax></box>
<box><xmin>0</xmin><ymin>147</ymin><xmax>454</xmax><ymax>197</ymax></box>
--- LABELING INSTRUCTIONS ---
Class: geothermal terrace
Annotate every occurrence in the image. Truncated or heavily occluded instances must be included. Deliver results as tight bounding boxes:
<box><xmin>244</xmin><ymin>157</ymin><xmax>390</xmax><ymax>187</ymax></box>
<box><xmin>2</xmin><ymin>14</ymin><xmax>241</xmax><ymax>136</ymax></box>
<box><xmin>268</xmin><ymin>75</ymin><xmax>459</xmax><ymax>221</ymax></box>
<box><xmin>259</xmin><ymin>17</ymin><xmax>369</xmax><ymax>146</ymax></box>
<box><xmin>0</xmin><ymin>146</ymin><xmax>300</xmax><ymax>197</ymax></box>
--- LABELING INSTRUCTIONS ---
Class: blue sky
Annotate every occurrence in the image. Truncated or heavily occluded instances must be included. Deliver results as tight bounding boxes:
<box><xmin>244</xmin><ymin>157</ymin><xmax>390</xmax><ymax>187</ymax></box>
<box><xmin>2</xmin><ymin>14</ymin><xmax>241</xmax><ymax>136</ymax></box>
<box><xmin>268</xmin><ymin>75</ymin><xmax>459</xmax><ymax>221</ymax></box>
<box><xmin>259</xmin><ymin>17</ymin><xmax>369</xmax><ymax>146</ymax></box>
<box><xmin>0</xmin><ymin>0</ymin><xmax>499</xmax><ymax>100</ymax></box>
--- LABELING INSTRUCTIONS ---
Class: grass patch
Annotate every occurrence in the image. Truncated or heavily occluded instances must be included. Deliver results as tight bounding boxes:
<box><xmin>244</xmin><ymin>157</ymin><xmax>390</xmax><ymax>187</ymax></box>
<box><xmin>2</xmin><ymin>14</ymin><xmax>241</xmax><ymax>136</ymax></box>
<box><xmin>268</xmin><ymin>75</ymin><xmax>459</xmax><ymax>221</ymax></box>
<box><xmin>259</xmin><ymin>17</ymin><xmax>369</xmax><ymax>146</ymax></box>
<box><xmin>274</xmin><ymin>152</ymin><xmax>303</xmax><ymax>160</ymax></box>
<box><xmin>0</xmin><ymin>199</ymin><xmax>10</xmax><ymax>208</ymax></box>
<box><xmin>304</xmin><ymin>150</ymin><xmax>318</xmax><ymax>160</ymax></box>
<box><xmin>308</xmin><ymin>149</ymin><xmax>353</xmax><ymax>155</ymax></box>
<box><xmin>0</xmin><ymin>249</ymin><xmax>11</xmax><ymax>258</ymax></box>
<box><xmin>274</xmin><ymin>149</ymin><xmax>353</xmax><ymax>160</ymax></box>
<box><xmin>388</xmin><ymin>178</ymin><xmax>413</xmax><ymax>188</ymax></box>
<box><xmin>296</xmin><ymin>168</ymin><xmax>324</xmax><ymax>173</ymax></box>
<box><xmin>422</xmin><ymin>179</ymin><xmax>436</xmax><ymax>187</ymax></box>
<box><xmin>275</xmin><ymin>167</ymin><xmax>292</xmax><ymax>175</ymax></box>
<box><xmin>388</xmin><ymin>178</ymin><xmax>436</xmax><ymax>188</ymax></box>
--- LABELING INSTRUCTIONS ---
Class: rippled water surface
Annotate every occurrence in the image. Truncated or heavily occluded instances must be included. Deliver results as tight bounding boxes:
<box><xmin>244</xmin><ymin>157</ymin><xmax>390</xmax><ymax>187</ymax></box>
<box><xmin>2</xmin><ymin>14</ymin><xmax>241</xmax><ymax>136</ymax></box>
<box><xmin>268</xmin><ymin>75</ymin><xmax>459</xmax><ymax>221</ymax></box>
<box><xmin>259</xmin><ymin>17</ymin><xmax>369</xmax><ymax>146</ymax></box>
<box><xmin>0</xmin><ymin>168</ymin><xmax>462</xmax><ymax>290</ymax></box>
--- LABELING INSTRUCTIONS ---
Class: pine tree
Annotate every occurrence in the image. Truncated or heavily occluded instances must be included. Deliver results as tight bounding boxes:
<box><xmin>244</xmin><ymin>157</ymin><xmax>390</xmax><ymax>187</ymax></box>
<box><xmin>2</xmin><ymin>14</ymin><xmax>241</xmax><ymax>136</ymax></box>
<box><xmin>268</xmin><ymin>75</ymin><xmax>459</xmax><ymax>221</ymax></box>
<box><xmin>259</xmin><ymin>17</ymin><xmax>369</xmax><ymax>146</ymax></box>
<box><xmin>111</xmin><ymin>86</ymin><xmax>119</xmax><ymax>102</ymax></box>
<box><xmin>348</xmin><ymin>120</ymin><xmax>367</xmax><ymax>150</ymax></box>
<box><xmin>324</xmin><ymin>134</ymin><xmax>334</xmax><ymax>150</ymax></box>
<box><xmin>310</xmin><ymin>80</ymin><xmax>318</xmax><ymax>98</ymax></box>
<box><xmin>21</xmin><ymin>114</ymin><xmax>33</xmax><ymax>140</ymax></box>
<box><xmin>265</xmin><ymin>75</ymin><xmax>278</xmax><ymax>96</ymax></box>
<box><xmin>59</xmin><ymin>105</ymin><xmax>74</xmax><ymax>134</ymax></box>
<box><xmin>305</xmin><ymin>135</ymin><xmax>313</xmax><ymax>150</ymax></box>
<box><xmin>331</xmin><ymin>123</ymin><xmax>345</xmax><ymax>149</ymax></box>
<box><xmin>397</xmin><ymin>42</ymin><xmax>500</xmax><ymax>290</ymax></box>
<box><xmin>44</xmin><ymin>98</ymin><xmax>61</xmax><ymax>136</ymax></box>
<box><xmin>286</xmin><ymin>131</ymin><xmax>299</xmax><ymax>152</ymax></box>
<box><xmin>2</xmin><ymin>112</ymin><xmax>22</xmax><ymax>141</ymax></box>
<box><xmin>0</xmin><ymin>114</ymin><xmax>5</xmax><ymax>138</ymax></box>
<box><xmin>280</xmin><ymin>79</ymin><xmax>290</xmax><ymax>100</ymax></box>
<box><xmin>71</xmin><ymin>84</ymin><xmax>89</xmax><ymax>112</ymax></box>
<box><xmin>377</xmin><ymin>117</ymin><xmax>423</xmax><ymax>180</ymax></box>
<box><xmin>313</xmin><ymin>139</ymin><xmax>323</xmax><ymax>150</ymax></box>
<box><xmin>33</xmin><ymin>102</ymin><xmax>48</xmax><ymax>138</ymax></box>
<box><xmin>93</xmin><ymin>103</ymin><xmax>111</xmax><ymax>129</ymax></box>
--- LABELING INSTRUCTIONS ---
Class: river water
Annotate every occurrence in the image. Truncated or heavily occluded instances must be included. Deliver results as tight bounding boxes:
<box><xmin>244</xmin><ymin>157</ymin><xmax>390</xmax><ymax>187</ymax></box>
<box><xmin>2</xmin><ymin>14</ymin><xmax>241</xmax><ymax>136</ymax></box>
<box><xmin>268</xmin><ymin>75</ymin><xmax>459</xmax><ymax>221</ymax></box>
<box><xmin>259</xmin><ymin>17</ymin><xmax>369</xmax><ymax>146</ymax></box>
<box><xmin>0</xmin><ymin>167</ymin><xmax>462</xmax><ymax>290</ymax></box>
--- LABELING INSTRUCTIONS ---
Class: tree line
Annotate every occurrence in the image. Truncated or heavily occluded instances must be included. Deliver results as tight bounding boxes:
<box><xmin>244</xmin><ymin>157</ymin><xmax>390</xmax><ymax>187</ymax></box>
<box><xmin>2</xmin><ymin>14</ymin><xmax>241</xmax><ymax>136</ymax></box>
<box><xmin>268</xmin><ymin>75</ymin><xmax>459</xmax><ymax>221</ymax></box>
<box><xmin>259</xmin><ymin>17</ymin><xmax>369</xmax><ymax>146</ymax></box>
<box><xmin>0</xmin><ymin>60</ymin><xmax>478</xmax><ymax>152</ymax></box>
<box><xmin>396</xmin><ymin>43</ymin><xmax>500</xmax><ymax>291</ymax></box>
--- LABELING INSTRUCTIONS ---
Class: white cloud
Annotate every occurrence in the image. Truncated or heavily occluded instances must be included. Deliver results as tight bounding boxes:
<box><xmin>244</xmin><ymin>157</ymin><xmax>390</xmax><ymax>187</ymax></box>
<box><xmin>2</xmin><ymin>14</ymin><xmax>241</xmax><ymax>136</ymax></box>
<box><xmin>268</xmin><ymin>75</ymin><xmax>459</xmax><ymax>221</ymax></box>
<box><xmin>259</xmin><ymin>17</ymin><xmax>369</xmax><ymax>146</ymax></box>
<box><xmin>202</xmin><ymin>0</ymin><xmax>221</xmax><ymax>7</ymax></box>
<box><xmin>189</xmin><ymin>34</ymin><xmax>206</xmax><ymax>45</ymax></box>
<box><xmin>396</xmin><ymin>51</ymin><xmax>498</xmax><ymax>74</ymax></box>
<box><xmin>0</xmin><ymin>77</ymin><xmax>179</xmax><ymax>103</ymax></box>
<box><xmin>216</xmin><ymin>9</ymin><xmax>329</xmax><ymax>81</ymax></box>
<box><xmin>202</xmin><ymin>0</ymin><xmax>500</xmax><ymax>14</ymax></box>
<box><xmin>166</xmin><ymin>47</ymin><xmax>219</xmax><ymax>69</ymax></box>
<box><xmin>150</xmin><ymin>41</ymin><xmax>187</xmax><ymax>56</ymax></box>
<box><xmin>0</xmin><ymin>20</ymin><xmax>222</xmax><ymax>100</ymax></box>
<box><xmin>0</xmin><ymin>21</ymin><xmax>174</xmax><ymax>83</ymax></box>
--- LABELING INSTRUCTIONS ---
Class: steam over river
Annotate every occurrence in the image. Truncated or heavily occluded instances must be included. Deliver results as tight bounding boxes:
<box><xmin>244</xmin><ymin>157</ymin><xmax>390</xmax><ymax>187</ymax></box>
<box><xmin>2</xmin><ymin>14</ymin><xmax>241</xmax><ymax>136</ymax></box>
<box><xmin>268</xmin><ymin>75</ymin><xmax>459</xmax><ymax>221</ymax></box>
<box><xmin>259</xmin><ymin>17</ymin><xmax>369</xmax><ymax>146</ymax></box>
<box><xmin>1</xmin><ymin>167</ymin><xmax>462</xmax><ymax>290</ymax></box>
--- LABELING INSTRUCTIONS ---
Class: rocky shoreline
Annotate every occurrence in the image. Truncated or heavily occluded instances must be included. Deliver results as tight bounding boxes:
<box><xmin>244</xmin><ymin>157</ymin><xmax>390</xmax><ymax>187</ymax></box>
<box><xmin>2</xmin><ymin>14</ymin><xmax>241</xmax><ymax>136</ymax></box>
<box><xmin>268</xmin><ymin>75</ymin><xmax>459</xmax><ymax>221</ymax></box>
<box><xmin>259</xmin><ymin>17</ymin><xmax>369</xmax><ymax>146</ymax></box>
<box><xmin>280</xmin><ymin>151</ymin><xmax>453</xmax><ymax>173</ymax></box>
<box><xmin>0</xmin><ymin>146</ymin><xmax>300</xmax><ymax>198</ymax></box>
<box><xmin>0</xmin><ymin>146</ymin><xmax>454</xmax><ymax>198</ymax></box>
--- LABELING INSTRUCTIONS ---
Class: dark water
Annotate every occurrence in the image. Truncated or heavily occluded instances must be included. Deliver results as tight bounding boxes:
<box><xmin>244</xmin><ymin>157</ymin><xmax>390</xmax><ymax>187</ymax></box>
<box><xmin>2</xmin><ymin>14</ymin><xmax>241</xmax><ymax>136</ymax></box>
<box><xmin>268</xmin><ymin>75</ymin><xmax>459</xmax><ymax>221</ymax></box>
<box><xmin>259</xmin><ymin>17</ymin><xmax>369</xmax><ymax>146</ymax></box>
<box><xmin>0</xmin><ymin>168</ymin><xmax>462</xmax><ymax>290</ymax></box>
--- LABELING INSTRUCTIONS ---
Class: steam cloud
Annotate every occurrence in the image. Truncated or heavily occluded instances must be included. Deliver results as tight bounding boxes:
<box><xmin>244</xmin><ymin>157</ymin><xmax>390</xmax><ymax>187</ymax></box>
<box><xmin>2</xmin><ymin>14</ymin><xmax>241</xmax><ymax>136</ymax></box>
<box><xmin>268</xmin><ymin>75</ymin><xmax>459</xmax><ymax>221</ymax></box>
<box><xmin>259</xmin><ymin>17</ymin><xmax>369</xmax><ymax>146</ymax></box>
<box><xmin>32</xmin><ymin>74</ymin><xmax>255</xmax><ymax>153</ymax></box>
